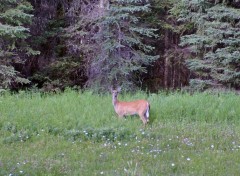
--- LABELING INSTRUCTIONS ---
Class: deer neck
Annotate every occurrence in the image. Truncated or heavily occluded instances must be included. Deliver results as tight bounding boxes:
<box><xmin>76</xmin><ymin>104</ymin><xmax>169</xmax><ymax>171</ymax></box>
<box><xmin>112</xmin><ymin>95</ymin><xmax>118</xmax><ymax>107</ymax></box>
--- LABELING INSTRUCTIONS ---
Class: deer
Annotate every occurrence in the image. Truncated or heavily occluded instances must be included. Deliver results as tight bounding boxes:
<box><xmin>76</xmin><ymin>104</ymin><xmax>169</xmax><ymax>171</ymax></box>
<box><xmin>111</xmin><ymin>87</ymin><xmax>150</xmax><ymax>125</ymax></box>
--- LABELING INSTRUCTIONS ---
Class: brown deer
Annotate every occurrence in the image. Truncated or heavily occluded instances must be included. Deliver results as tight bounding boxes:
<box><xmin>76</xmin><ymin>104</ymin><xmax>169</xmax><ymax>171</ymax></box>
<box><xmin>111</xmin><ymin>87</ymin><xmax>150</xmax><ymax>125</ymax></box>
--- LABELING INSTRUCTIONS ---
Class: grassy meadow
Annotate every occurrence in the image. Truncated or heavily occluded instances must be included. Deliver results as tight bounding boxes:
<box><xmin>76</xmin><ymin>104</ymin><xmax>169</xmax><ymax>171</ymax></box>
<box><xmin>0</xmin><ymin>90</ymin><xmax>240</xmax><ymax>175</ymax></box>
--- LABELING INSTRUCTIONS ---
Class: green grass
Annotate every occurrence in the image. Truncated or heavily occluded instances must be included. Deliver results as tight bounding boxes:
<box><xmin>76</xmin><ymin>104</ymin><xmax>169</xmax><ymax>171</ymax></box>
<box><xmin>0</xmin><ymin>90</ymin><xmax>240</xmax><ymax>175</ymax></box>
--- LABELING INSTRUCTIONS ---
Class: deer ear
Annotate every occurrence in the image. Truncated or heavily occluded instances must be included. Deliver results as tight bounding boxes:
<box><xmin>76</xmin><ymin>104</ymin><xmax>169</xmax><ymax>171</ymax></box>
<box><xmin>117</xmin><ymin>87</ymin><xmax>121</xmax><ymax>92</ymax></box>
<box><xmin>109</xmin><ymin>86</ymin><xmax>114</xmax><ymax>93</ymax></box>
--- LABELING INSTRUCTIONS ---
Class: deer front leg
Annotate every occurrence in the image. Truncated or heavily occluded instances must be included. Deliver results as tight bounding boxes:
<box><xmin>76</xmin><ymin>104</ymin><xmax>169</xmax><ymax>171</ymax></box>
<box><xmin>117</xmin><ymin>112</ymin><xmax>125</xmax><ymax>119</ymax></box>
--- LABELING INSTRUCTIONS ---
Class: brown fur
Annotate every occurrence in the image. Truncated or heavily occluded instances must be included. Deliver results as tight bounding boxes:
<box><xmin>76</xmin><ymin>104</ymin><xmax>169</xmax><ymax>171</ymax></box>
<box><xmin>111</xmin><ymin>88</ymin><xmax>150</xmax><ymax>125</ymax></box>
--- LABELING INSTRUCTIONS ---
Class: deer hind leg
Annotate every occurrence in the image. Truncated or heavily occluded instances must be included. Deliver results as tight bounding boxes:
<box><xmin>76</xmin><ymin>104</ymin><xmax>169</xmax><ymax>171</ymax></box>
<box><xmin>139</xmin><ymin>114</ymin><xmax>147</xmax><ymax>126</ymax></box>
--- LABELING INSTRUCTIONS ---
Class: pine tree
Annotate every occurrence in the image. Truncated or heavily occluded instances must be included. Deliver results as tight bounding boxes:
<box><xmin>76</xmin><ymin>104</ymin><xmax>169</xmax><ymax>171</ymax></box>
<box><xmin>65</xmin><ymin>0</ymin><xmax>158</xmax><ymax>91</ymax></box>
<box><xmin>0</xmin><ymin>0</ymin><xmax>38</xmax><ymax>89</ymax></box>
<box><xmin>172</xmin><ymin>0</ymin><xmax>240</xmax><ymax>90</ymax></box>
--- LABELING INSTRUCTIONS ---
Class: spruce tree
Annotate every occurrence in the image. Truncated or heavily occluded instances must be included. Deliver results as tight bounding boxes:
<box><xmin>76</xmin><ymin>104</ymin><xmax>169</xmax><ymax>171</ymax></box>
<box><xmin>0</xmin><ymin>0</ymin><xmax>38</xmax><ymax>89</ymax></box>
<box><xmin>172</xmin><ymin>0</ymin><xmax>240</xmax><ymax>90</ymax></box>
<box><xmin>65</xmin><ymin>0</ymin><xmax>158</xmax><ymax>91</ymax></box>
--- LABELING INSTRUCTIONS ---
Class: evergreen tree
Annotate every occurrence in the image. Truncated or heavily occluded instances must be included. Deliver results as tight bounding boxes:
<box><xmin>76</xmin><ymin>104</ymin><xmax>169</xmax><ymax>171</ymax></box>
<box><xmin>172</xmin><ymin>0</ymin><xmax>240</xmax><ymax>90</ymax></box>
<box><xmin>65</xmin><ymin>0</ymin><xmax>158</xmax><ymax>91</ymax></box>
<box><xmin>0</xmin><ymin>0</ymin><xmax>38</xmax><ymax>89</ymax></box>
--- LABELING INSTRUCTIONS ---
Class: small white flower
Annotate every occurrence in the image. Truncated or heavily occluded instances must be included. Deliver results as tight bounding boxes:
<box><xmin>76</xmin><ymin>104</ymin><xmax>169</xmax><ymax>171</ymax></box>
<box><xmin>19</xmin><ymin>171</ymin><xmax>23</xmax><ymax>174</ymax></box>
<box><xmin>187</xmin><ymin>157</ymin><xmax>191</xmax><ymax>161</ymax></box>
<box><xmin>100</xmin><ymin>171</ymin><xmax>104</xmax><ymax>175</ymax></box>
<box><xmin>211</xmin><ymin>144</ymin><xmax>214</xmax><ymax>148</ymax></box>
<box><xmin>171</xmin><ymin>163</ymin><xmax>175</xmax><ymax>166</ymax></box>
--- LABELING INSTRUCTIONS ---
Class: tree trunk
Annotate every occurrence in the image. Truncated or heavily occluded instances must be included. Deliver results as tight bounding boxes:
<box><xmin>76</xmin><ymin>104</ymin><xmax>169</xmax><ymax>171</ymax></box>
<box><xmin>164</xmin><ymin>57</ymin><xmax>169</xmax><ymax>89</ymax></box>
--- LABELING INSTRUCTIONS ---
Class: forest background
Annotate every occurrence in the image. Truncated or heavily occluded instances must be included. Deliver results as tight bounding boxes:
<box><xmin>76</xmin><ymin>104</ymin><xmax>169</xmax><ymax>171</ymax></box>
<box><xmin>0</xmin><ymin>0</ymin><xmax>240</xmax><ymax>92</ymax></box>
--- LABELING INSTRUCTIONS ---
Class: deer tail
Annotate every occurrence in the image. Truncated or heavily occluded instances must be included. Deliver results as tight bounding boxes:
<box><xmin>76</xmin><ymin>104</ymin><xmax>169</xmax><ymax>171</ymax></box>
<box><xmin>145</xmin><ymin>102</ymin><xmax>150</xmax><ymax>118</ymax></box>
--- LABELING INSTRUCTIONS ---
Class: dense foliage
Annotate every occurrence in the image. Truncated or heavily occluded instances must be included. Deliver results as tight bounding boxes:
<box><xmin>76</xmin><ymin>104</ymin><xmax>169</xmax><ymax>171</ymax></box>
<box><xmin>65</xmin><ymin>0</ymin><xmax>159</xmax><ymax>91</ymax></box>
<box><xmin>172</xmin><ymin>0</ymin><xmax>240</xmax><ymax>90</ymax></box>
<box><xmin>0</xmin><ymin>0</ymin><xmax>239</xmax><ymax>92</ymax></box>
<box><xmin>0</xmin><ymin>0</ymin><xmax>38</xmax><ymax>89</ymax></box>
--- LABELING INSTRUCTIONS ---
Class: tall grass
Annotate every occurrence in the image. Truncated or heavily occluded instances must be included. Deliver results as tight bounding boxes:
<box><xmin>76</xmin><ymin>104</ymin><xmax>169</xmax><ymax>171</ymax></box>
<box><xmin>0</xmin><ymin>90</ymin><xmax>240</xmax><ymax>175</ymax></box>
